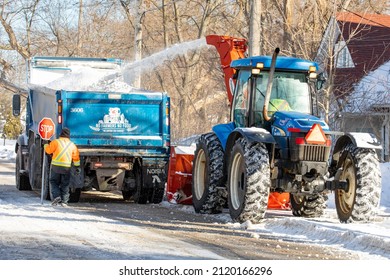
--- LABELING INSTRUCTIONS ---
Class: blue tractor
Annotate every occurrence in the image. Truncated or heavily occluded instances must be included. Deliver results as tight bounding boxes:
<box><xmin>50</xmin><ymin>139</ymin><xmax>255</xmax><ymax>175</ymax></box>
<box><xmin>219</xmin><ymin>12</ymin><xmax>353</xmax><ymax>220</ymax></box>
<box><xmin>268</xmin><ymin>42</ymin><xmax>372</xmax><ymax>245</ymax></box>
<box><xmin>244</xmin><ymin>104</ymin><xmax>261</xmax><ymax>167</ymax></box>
<box><xmin>192</xmin><ymin>35</ymin><xmax>382</xmax><ymax>223</ymax></box>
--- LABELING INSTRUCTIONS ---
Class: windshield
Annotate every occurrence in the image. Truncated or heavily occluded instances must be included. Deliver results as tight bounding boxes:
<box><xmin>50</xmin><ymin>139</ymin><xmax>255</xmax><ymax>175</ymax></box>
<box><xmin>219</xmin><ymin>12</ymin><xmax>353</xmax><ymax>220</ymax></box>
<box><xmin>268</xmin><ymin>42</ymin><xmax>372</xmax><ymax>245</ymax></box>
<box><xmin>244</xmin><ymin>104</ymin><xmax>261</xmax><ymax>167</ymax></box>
<box><xmin>231</xmin><ymin>70</ymin><xmax>312</xmax><ymax>127</ymax></box>
<box><xmin>254</xmin><ymin>71</ymin><xmax>311</xmax><ymax>115</ymax></box>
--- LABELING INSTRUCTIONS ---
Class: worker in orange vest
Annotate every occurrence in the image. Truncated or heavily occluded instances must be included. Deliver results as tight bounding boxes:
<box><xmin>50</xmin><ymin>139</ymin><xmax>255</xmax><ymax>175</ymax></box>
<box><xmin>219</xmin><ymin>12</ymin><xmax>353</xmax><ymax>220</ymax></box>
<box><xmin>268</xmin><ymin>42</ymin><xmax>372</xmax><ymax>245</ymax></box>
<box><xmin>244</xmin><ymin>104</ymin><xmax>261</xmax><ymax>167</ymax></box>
<box><xmin>44</xmin><ymin>127</ymin><xmax>80</xmax><ymax>207</ymax></box>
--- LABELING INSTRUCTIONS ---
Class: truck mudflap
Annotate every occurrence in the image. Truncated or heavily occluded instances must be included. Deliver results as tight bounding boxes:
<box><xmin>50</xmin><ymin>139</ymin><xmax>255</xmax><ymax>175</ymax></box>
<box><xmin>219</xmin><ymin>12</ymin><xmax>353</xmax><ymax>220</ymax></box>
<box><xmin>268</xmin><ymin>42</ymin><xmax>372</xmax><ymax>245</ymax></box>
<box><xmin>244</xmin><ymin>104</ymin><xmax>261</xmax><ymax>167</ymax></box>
<box><xmin>133</xmin><ymin>160</ymin><xmax>167</xmax><ymax>204</ymax></box>
<box><xmin>70</xmin><ymin>165</ymin><xmax>83</xmax><ymax>189</ymax></box>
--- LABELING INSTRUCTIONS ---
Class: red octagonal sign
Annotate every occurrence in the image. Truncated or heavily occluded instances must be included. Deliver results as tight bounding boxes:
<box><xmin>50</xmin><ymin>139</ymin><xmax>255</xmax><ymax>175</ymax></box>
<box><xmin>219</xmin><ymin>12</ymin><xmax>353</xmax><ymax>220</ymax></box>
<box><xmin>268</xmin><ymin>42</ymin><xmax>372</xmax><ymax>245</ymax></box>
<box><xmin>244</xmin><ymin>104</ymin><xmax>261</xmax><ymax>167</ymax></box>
<box><xmin>38</xmin><ymin>117</ymin><xmax>55</xmax><ymax>140</ymax></box>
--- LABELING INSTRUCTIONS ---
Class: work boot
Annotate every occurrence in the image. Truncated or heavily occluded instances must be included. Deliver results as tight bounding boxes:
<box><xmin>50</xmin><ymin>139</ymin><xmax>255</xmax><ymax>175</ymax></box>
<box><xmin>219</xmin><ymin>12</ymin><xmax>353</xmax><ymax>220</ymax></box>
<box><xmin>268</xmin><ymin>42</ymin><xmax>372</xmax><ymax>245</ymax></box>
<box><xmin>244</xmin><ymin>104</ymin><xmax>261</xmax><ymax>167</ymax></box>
<box><xmin>51</xmin><ymin>197</ymin><xmax>62</xmax><ymax>206</ymax></box>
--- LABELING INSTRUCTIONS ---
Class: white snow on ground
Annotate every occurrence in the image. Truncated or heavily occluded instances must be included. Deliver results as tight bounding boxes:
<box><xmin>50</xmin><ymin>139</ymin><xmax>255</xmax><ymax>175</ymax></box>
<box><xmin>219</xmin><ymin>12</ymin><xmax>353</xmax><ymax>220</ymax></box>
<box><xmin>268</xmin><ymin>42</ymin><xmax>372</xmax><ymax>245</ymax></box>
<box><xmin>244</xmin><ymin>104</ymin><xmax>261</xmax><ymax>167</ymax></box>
<box><xmin>1</xmin><ymin>140</ymin><xmax>390</xmax><ymax>260</ymax></box>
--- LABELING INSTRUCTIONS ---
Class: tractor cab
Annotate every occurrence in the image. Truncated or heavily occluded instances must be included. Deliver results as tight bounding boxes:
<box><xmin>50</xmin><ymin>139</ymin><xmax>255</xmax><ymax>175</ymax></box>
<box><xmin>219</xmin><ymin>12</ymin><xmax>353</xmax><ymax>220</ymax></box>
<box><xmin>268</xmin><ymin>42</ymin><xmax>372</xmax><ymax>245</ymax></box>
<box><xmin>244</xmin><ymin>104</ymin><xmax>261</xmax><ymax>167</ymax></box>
<box><xmin>230</xmin><ymin>56</ymin><xmax>318</xmax><ymax>129</ymax></box>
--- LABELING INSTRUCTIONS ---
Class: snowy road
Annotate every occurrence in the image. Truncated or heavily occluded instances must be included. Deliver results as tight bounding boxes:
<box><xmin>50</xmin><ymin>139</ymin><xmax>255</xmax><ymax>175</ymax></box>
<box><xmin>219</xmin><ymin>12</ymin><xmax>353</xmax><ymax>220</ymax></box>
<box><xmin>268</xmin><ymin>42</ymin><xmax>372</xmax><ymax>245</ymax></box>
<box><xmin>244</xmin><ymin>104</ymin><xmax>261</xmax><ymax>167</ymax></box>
<box><xmin>0</xmin><ymin>160</ymin><xmax>364</xmax><ymax>260</ymax></box>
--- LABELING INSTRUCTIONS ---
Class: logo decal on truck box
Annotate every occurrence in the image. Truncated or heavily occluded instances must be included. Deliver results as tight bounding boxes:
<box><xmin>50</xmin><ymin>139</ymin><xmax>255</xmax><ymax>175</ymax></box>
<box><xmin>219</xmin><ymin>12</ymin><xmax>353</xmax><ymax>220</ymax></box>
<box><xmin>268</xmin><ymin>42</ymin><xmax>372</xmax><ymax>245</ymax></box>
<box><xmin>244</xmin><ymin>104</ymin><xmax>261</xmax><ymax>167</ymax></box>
<box><xmin>89</xmin><ymin>107</ymin><xmax>138</xmax><ymax>133</ymax></box>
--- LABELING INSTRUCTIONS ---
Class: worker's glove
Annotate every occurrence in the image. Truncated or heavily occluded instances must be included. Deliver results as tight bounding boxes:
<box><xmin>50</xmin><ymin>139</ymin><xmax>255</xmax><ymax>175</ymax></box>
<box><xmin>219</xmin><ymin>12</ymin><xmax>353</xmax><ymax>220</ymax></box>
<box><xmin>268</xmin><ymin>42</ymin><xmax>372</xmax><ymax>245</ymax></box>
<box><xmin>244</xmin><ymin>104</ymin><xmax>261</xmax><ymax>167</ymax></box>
<box><xmin>75</xmin><ymin>167</ymin><xmax>81</xmax><ymax>175</ymax></box>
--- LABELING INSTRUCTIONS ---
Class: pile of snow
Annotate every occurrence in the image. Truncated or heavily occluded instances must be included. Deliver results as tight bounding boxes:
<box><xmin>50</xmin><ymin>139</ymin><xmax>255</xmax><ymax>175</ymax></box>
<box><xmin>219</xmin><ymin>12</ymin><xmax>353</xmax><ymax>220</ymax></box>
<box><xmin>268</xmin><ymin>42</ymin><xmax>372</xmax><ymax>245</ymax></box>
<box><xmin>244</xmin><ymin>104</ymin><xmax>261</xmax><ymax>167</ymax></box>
<box><xmin>0</xmin><ymin>140</ymin><xmax>16</xmax><ymax>160</ymax></box>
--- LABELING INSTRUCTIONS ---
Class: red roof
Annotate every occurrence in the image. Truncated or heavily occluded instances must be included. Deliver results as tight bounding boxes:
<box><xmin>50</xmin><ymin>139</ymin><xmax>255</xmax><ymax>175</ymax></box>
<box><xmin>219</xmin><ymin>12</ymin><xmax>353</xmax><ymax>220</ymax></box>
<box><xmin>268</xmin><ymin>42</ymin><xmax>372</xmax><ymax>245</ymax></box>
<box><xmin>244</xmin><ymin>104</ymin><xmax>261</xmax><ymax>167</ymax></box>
<box><xmin>333</xmin><ymin>12</ymin><xmax>390</xmax><ymax>97</ymax></box>
<box><xmin>337</xmin><ymin>12</ymin><xmax>390</xmax><ymax>27</ymax></box>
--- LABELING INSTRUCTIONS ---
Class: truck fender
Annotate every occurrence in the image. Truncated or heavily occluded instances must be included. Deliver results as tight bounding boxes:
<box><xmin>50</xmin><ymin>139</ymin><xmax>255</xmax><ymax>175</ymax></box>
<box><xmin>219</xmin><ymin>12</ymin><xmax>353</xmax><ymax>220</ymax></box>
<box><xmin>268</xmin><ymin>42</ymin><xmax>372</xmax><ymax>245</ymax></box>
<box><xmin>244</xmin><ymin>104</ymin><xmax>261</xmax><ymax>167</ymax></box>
<box><xmin>223</xmin><ymin>127</ymin><xmax>276</xmax><ymax>174</ymax></box>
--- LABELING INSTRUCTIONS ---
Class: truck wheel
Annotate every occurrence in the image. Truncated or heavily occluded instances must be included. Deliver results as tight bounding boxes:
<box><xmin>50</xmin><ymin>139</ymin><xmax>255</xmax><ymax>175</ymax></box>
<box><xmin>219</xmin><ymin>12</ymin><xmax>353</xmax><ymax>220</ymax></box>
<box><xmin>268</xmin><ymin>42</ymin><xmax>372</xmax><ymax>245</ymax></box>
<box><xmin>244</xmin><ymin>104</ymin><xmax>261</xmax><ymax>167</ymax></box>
<box><xmin>69</xmin><ymin>188</ymin><xmax>81</xmax><ymax>203</ymax></box>
<box><xmin>290</xmin><ymin>193</ymin><xmax>327</xmax><ymax>218</ymax></box>
<box><xmin>122</xmin><ymin>190</ymin><xmax>134</xmax><ymax>201</ymax></box>
<box><xmin>134</xmin><ymin>164</ymin><xmax>148</xmax><ymax>204</ymax></box>
<box><xmin>15</xmin><ymin>149</ymin><xmax>31</xmax><ymax>191</ymax></box>
<box><xmin>335</xmin><ymin>144</ymin><xmax>381</xmax><ymax>223</ymax></box>
<box><xmin>28</xmin><ymin>142</ymin><xmax>42</xmax><ymax>189</ymax></box>
<box><xmin>192</xmin><ymin>132</ymin><xmax>226</xmax><ymax>214</ymax></box>
<box><xmin>228</xmin><ymin>138</ymin><xmax>270</xmax><ymax>223</ymax></box>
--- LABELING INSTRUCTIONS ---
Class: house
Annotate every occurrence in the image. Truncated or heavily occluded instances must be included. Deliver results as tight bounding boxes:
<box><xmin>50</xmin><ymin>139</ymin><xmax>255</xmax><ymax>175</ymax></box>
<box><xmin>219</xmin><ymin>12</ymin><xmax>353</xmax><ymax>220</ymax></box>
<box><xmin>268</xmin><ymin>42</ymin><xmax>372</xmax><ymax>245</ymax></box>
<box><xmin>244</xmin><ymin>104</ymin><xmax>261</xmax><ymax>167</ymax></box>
<box><xmin>316</xmin><ymin>12</ymin><xmax>390</xmax><ymax>161</ymax></box>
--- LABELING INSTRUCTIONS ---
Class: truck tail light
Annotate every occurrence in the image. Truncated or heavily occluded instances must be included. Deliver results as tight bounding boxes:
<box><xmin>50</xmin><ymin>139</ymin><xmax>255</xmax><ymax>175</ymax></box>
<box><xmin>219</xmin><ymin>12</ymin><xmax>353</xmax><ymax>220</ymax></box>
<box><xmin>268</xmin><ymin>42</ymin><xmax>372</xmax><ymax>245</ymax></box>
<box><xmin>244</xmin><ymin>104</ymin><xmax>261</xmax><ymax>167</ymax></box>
<box><xmin>166</xmin><ymin>101</ymin><xmax>170</xmax><ymax>127</ymax></box>
<box><xmin>58</xmin><ymin>100</ymin><xmax>63</xmax><ymax>124</ymax></box>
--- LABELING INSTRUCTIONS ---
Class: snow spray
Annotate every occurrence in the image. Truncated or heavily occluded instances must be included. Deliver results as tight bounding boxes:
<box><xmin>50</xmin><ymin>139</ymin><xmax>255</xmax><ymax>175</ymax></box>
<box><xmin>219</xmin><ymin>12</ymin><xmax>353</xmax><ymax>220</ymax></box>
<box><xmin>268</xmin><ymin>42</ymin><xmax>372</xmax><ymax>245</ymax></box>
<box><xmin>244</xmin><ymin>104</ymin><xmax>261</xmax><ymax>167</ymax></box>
<box><xmin>121</xmin><ymin>38</ymin><xmax>207</xmax><ymax>86</ymax></box>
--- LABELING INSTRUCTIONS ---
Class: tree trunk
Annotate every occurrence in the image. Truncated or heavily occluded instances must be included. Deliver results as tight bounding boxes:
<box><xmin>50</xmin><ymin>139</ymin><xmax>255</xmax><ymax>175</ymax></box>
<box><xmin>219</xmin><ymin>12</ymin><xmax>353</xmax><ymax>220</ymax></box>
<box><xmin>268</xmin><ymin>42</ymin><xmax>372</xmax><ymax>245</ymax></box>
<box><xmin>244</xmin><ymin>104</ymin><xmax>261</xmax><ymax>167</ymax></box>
<box><xmin>249</xmin><ymin>0</ymin><xmax>262</xmax><ymax>56</ymax></box>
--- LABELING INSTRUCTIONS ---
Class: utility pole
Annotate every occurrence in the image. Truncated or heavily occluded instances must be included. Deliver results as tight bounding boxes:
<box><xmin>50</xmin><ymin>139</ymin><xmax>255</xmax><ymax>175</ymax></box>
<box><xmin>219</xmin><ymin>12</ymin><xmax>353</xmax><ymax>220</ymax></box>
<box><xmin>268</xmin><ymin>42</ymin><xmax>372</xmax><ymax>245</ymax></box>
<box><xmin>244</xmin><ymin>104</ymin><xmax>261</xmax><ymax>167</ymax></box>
<box><xmin>134</xmin><ymin>0</ymin><xmax>144</xmax><ymax>88</ymax></box>
<box><xmin>249</xmin><ymin>0</ymin><xmax>262</xmax><ymax>56</ymax></box>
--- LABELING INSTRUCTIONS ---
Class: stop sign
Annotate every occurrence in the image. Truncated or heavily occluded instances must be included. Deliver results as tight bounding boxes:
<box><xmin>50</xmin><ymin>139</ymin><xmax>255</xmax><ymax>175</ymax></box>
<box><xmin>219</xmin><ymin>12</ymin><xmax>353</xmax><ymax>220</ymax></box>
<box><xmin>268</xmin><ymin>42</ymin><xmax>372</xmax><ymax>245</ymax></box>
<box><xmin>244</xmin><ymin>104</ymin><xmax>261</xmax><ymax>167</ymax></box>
<box><xmin>38</xmin><ymin>118</ymin><xmax>55</xmax><ymax>140</ymax></box>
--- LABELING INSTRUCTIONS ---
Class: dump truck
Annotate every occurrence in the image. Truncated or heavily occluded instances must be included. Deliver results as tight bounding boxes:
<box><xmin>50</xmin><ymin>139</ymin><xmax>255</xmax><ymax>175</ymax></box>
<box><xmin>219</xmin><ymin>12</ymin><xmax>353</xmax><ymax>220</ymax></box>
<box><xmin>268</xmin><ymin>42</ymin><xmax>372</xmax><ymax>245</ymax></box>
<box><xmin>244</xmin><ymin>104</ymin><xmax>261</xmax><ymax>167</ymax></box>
<box><xmin>192</xmin><ymin>35</ymin><xmax>382</xmax><ymax>223</ymax></box>
<box><xmin>13</xmin><ymin>56</ymin><xmax>170</xmax><ymax>203</ymax></box>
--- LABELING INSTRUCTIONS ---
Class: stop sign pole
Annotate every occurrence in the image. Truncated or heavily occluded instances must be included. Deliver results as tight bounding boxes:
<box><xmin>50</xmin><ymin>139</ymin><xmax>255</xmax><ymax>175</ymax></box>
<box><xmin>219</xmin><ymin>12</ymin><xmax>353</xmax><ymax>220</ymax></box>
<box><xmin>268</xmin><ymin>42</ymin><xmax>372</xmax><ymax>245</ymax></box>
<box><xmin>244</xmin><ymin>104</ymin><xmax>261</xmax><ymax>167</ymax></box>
<box><xmin>38</xmin><ymin>118</ymin><xmax>55</xmax><ymax>204</ymax></box>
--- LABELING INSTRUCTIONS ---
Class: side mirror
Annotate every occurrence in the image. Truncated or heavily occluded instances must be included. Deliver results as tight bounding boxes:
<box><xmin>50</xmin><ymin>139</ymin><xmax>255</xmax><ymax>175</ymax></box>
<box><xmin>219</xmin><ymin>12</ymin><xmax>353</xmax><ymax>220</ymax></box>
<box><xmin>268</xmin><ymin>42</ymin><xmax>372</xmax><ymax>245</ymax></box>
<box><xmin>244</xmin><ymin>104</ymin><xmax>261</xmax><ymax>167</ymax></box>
<box><xmin>316</xmin><ymin>72</ymin><xmax>326</xmax><ymax>90</ymax></box>
<box><xmin>12</xmin><ymin>94</ymin><xmax>21</xmax><ymax>116</ymax></box>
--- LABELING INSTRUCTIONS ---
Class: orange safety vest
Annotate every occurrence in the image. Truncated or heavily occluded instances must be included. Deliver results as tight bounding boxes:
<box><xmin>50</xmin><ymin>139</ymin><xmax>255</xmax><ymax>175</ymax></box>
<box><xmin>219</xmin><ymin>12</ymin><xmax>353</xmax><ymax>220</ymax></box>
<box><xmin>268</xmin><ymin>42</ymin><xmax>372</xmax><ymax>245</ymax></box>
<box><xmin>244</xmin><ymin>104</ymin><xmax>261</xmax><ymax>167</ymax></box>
<box><xmin>44</xmin><ymin>137</ymin><xmax>80</xmax><ymax>168</ymax></box>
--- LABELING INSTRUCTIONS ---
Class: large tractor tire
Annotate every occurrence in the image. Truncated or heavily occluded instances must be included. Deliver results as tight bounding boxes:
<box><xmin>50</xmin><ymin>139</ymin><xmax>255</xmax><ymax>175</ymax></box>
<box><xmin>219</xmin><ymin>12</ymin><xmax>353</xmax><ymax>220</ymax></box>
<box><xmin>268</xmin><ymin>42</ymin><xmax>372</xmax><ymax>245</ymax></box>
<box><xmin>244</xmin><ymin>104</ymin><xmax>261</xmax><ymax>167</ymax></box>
<box><xmin>192</xmin><ymin>132</ymin><xmax>226</xmax><ymax>214</ymax></box>
<box><xmin>15</xmin><ymin>149</ymin><xmax>31</xmax><ymax>191</ymax></box>
<box><xmin>290</xmin><ymin>193</ymin><xmax>327</xmax><ymax>218</ymax></box>
<box><xmin>335</xmin><ymin>144</ymin><xmax>381</xmax><ymax>223</ymax></box>
<box><xmin>227</xmin><ymin>138</ymin><xmax>270</xmax><ymax>224</ymax></box>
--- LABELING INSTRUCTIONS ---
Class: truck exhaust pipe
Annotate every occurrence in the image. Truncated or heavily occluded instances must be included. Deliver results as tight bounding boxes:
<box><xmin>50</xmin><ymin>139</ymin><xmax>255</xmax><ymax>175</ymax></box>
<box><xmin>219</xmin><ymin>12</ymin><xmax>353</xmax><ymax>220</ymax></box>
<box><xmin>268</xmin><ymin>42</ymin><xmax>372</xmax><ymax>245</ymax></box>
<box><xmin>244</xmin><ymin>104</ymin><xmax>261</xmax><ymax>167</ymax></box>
<box><xmin>262</xmin><ymin>47</ymin><xmax>280</xmax><ymax>122</ymax></box>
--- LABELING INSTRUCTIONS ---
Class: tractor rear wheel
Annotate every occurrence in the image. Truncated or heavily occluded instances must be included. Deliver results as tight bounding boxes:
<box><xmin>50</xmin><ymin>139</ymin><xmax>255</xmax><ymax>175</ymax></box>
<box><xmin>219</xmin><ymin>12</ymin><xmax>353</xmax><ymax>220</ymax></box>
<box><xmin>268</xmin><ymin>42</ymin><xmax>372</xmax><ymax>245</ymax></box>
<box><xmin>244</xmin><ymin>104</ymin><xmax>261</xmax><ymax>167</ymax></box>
<box><xmin>290</xmin><ymin>193</ymin><xmax>327</xmax><ymax>218</ymax></box>
<box><xmin>228</xmin><ymin>138</ymin><xmax>270</xmax><ymax>223</ymax></box>
<box><xmin>335</xmin><ymin>144</ymin><xmax>381</xmax><ymax>223</ymax></box>
<box><xmin>192</xmin><ymin>133</ymin><xmax>226</xmax><ymax>214</ymax></box>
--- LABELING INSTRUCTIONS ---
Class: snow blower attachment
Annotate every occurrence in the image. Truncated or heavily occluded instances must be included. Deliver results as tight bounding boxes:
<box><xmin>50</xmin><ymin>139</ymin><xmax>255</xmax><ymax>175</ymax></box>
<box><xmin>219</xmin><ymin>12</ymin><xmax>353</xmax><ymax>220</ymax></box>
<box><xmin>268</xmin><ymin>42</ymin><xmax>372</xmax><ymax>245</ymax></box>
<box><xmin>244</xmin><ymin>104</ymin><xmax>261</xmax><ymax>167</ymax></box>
<box><xmin>166</xmin><ymin>145</ymin><xmax>194</xmax><ymax>205</ymax></box>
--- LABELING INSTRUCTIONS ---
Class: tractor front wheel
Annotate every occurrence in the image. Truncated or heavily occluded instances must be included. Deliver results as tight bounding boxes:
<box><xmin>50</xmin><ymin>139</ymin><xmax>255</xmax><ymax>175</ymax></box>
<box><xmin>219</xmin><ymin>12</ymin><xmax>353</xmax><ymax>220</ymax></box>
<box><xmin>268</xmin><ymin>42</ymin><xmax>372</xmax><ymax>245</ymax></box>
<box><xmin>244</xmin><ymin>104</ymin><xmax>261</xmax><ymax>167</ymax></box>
<box><xmin>227</xmin><ymin>138</ymin><xmax>270</xmax><ymax>224</ymax></box>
